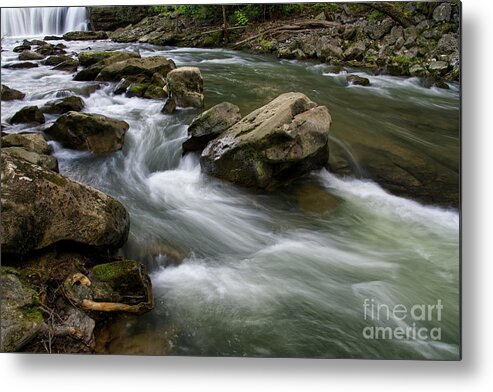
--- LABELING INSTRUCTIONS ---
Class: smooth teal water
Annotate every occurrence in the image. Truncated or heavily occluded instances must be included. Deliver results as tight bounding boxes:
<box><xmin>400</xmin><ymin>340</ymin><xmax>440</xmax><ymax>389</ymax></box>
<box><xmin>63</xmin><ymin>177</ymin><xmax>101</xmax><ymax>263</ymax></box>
<box><xmin>1</xmin><ymin>38</ymin><xmax>460</xmax><ymax>359</ymax></box>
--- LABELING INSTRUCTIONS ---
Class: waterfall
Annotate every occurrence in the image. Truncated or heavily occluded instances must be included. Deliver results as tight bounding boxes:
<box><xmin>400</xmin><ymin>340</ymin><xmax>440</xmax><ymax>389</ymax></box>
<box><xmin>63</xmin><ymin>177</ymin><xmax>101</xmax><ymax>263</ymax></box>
<box><xmin>1</xmin><ymin>7</ymin><xmax>87</xmax><ymax>37</ymax></box>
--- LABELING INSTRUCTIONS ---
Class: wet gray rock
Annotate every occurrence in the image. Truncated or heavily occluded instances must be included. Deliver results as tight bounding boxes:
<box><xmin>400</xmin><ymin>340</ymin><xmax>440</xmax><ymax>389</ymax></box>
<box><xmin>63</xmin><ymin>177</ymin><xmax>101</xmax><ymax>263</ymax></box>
<box><xmin>41</xmin><ymin>96</ymin><xmax>85</xmax><ymax>114</ymax></box>
<box><xmin>1</xmin><ymin>84</ymin><xmax>25</xmax><ymax>101</ymax></box>
<box><xmin>1</xmin><ymin>132</ymin><xmax>51</xmax><ymax>155</ymax></box>
<box><xmin>183</xmin><ymin>102</ymin><xmax>242</xmax><ymax>153</ymax></box>
<box><xmin>2</xmin><ymin>147</ymin><xmax>58</xmax><ymax>172</ymax></box>
<box><xmin>45</xmin><ymin>111</ymin><xmax>129</xmax><ymax>154</ymax></box>
<box><xmin>343</xmin><ymin>41</ymin><xmax>366</xmax><ymax>61</ymax></box>
<box><xmin>166</xmin><ymin>66</ymin><xmax>204</xmax><ymax>111</ymax></box>
<box><xmin>9</xmin><ymin>106</ymin><xmax>45</xmax><ymax>125</ymax></box>
<box><xmin>201</xmin><ymin>92</ymin><xmax>331</xmax><ymax>189</ymax></box>
<box><xmin>347</xmin><ymin>74</ymin><xmax>370</xmax><ymax>86</ymax></box>
<box><xmin>1</xmin><ymin>151</ymin><xmax>130</xmax><ymax>254</ymax></box>
<box><xmin>18</xmin><ymin>50</ymin><xmax>45</xmax><ymax>61</ymax></box>
<box><xmin>63</xmin><ymin>31</ymin><xmax>108</xmax><ymax>41</ymax></box>
<box><xmin>433</xmin><ymin>3</ymin><xmax>452</xmax><ymax>23</ymax></box>
<box><xmin>2</xmin><ymin>62</ymin><xmax>39</xmax><ymax>69</ymax></box>
<box><xmin>41</xmin><ymin>54</ymin><xmax>73</xmax><ymax>66</ymax></box>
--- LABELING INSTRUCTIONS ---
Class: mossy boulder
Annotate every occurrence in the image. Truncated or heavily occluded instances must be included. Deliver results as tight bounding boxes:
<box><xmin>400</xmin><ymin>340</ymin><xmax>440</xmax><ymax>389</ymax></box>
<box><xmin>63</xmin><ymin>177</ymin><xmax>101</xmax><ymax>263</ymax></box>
<box><xmin>53</xmin><ymin>59</ymin><xmax>79</xmax><ymax>73</ymax></box>
<box><xmin>183</xmin><ymin>102</ymin><xmax>242</xmax><ymax>153</ymax></box>
<box><xmin>78</xmin><ymin>51</ymin><xmax>133</xmax><ymax>67</ymax></box>
<box><xmin>1</xmin><ymin>151</ymin><xmax>130</xmax><ymax>255</ymax></box>
<box><xmin>73</xmin><ymin>52</ymin><xmax>141</xmax><ymax>82</ymax></box>
<box><xmin>35</xmin><ymin>44</ymin><xmax>66</xmax><ymax>56</ymax></box>
<box><xmin>166</xmin><ymin>66</ymin><xmax>204</xmax><ymax>111</ymax></box>
<box><xmin>41</xmin><ymin>96</ymin><xmax>85</xmax><ymax>114</ymax></box>
<box><xmin>125</xmin><ymin>83</ymin><xmax>148</xmax><ymax>98</ymax></box>
<box><xmin>41</xmin><ymin>54</ymin><xmax>73</xmax><ymax>66</ymax></box>
<box><xmin>9</xmin><ymin>106</ymin><xmax>45</xmax><ymax>125</ymax></box>
<box><xmin>63</xmin><ymin>31</ymin><xmax>108</xmax><ymax>41</ymax></box>
<box><xmin>143</xmin><ymin>84</ymin><xmax>167</xmax><ymax>99</ymax></box>
<box><xmin>95</xmin><ymin>56</ymin><xmax>176</xmax><ymax>83</ymax></box>
<box><xmin>1</xmin><ymin>84</ymin><xmax>25</xmax><ymax>101</ymax></box>
<box><xmin>0</xmin><ymin>267</ymin><xmax>44</xmax><ymax>352</ymax></box>
<box><xmin>201</xmin><ymin>92</ymin><xmax>331</xmax><ymax>189</ymax></box>
<box><xmin>45</xmin><ymin>111</ymin><xmax>129</xmax><ymax>154</ymax></box>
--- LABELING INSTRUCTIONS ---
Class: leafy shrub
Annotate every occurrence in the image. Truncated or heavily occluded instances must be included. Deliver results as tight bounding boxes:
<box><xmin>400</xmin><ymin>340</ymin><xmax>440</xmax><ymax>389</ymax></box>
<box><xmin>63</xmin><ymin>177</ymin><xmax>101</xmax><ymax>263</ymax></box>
<box><xmin>234</xmin><ymin>10</ymin><xmax>249</xmax><ymax>26</ymax></box>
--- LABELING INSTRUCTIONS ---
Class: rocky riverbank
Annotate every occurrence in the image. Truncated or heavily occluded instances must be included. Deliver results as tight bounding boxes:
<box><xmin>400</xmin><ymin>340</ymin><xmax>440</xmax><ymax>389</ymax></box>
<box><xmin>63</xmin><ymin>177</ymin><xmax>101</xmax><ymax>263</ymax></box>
<box><xmin>89</xmin><ymin>2</ymin><xmax>459</xmax><ymax>86</ymax></box>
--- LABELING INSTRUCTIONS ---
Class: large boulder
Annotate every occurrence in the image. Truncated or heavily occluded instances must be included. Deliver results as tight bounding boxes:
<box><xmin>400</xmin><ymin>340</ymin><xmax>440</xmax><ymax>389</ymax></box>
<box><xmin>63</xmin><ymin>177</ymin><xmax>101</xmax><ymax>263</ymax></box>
<box><xmin>18</xmin><ymin>50</ymin><xmax>44</xmax><ymax>61</ymax></box>
<box><xmin>41</xmin><ymin>96</ymin><xmax>85</xmax><ymax>114</ymax></box>
<box><xmin>1</xmin><ymin>132</ymin><xmax>51</xmax><ymax>155</ymax></box>
<box><xmin>9</xmin><ymin>106</ymin><xmax>45</xmax><ymax>125</ymax></box>
<box><xmin>63</xmin><ymin>31</ymin><xmax>108</xmax><ymax>41</ymax></box>
<box><xmin>95</xmin><ymin>56</ymin><xmax>176</xmax><ymax>82</ymax></box>
<box><xmin>73</xmin><ymin>52</ymin><xmax>141</xmax><ymax>81</ymax></box>
<box><xmin>347</xmin><ymin>74</ymin><xmax>370</xmax><ymax>86</ymax></box>
<box><xmin>78</xmin><ymin>51</ymin><xmax>134</xmax><ymax>66</ymax></box>
<box><xmin>1</xmin><ymin>267</ymin><xmax>44</xmax><ymax>352</ymax></box>
<box><xmin>45</xmin><ymin>111</ymin><xmax>129</xmax><ymax>154</ymax></box>
<box><xmin>165</xmin><ymin>66</ymin><xmax>204</xmax><ymax>111</ymax></box>
<box><xmin>1</xmin><ymin>84</ymin><xmax>25</xmax><ymax>101</ymax></box>
<box><xmin>182</xmin><ymin>102</ymin><xmax>241</xmax><ymax>153</ymax></box>
<box><xmin>1</xmin><ymin>151</ymin><xmax>130</xmax><ymax>255</ymax></box>
<box><xmin>200</xmin><ymin>92</ymin><xmax>331</xmax><ymax>189</ymax></box>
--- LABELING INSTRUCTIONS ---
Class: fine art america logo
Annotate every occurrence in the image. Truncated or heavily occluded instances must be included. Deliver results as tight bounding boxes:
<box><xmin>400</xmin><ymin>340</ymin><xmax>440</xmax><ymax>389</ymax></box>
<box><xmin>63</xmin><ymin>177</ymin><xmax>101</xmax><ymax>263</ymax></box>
<box><xmin>362</xmin><ymin>298</ymin><xmax>443</xmax><ymax>341</ymax></box>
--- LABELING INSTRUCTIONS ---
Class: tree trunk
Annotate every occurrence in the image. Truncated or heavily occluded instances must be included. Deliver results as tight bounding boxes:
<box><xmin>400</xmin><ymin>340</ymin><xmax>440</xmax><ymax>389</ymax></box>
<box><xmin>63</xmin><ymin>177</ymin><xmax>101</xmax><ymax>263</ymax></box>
<box><xmin>366</xmin><ymin>2</ymin><xmax>414</xmax><ymax>28</ymax></box>
<box><xmin>222</xmin><ymin>5</ymin><xmax>229</xmax><ymax>42</ymax></box>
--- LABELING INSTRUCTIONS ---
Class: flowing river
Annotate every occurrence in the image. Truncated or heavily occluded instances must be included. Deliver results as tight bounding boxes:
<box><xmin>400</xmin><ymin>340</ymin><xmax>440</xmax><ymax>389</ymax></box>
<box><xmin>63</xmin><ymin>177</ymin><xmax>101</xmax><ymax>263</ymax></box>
<box><xmin>1</xmin><ymin>37</ymin><xmax>460</xmax><ymax>359</ymax></box>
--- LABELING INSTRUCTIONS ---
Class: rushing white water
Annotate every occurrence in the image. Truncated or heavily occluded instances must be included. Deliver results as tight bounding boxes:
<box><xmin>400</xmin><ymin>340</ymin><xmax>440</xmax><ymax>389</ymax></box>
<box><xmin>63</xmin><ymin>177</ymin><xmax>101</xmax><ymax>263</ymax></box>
<box><xmin>1</xmin><ymin>7</ymin><xmax>87</xmax><ymax>37</ymax></box>
<box><xmin>0</xmin><ymin>38</ymin><xmax>460</xmax><ymax>359</ymax></box>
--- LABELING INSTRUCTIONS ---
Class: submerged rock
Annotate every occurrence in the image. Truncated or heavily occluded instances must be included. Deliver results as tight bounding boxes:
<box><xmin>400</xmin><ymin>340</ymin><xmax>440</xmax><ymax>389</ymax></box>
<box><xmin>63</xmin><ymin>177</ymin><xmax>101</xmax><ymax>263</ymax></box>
<box><xmin>166</xmin><ymin>66</ymin><xmax>204</xmax><ymax>111</ymax></box>
<box><xmin>1</xmin><ymin>84</ymin><xmax>25</xmax><ymax>101</ymax></box>
<box><xmin>45</xmin><ymin>111</ymin><xmax>129</xmax><ymax>154</ymax></box>
<box><xmin>201</xmin><ymin>92</ymin><xmax>331</xmax><ymax>189</ymax></box>
<box><xmin>9</xmin><ymin>106</ymin><xmax>45</xmax><ymax>125</ymax></box>
<box><xmin>1</xmin><ymin>151</ymin><xmax>130</xmax><ymax>254</ymax></box>
<box><xmin>63</xmin><ymin>31</ymin><xmax>109</xmax><ymax>41</ymax></box>
<box><xmin>183</xmin><ymin>102</ymin><xmax>242</xmax><ymax>153</ymax></box>
<box><xmin>41</xmin><ymin>96</ymin><xmax>85</xmax><ymax>114</ymax></box>
<box><xmin>347</xmin><ymin>74</ymin><xmax>371</xmax><ymax>86</ymax></box>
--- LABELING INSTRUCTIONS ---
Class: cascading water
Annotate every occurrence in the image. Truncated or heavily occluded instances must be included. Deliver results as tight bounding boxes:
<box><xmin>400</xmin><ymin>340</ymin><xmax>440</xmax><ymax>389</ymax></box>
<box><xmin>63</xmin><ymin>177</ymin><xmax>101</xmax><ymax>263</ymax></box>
<box><xmin>1</xmin><ymin>7</ymin><xmax>87</xmax><ymax>37</ymax></box>
<box><xmin>0</xmin><ymin>37</ymin><xmax>460</xmax><ymax>358</ymax></box>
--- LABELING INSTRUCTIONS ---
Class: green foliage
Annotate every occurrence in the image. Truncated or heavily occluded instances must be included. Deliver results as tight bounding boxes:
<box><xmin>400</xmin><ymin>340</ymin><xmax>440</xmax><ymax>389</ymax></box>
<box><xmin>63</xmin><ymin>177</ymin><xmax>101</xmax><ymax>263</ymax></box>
<box><xmin>234</xmin><ymin>10</ymin><xmax>249</xmax><ymax>26</ymax></box>
<box><xmin>257</xmin><ymin>34</ymin><xmax>274</xmax><ymax>52</ymax></box>
<box><xmin>279</xmin><ymin>3</ymin><xmax>305</xmax><ymax>16</ymax></box>
<box><xmin>369</xmin><ymin>10</ymin><xmax>381</xmax><ymax>20</ymax></box>
<box><xmin>312</xmin><ymin>3</ymin><xmax>342</xmax><ymax>13</ymax></box>
<box><xmin>393</xmin><ymin>55</ymin><xmax>411</xmax><ymax>64</ymax></box>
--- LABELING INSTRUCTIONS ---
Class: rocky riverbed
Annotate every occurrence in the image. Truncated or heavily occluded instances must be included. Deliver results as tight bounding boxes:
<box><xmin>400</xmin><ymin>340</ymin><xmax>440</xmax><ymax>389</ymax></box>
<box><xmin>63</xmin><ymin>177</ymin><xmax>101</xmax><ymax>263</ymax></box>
<box><xmin>1</xmin><ymin>4</ymin><xmax>460</xmax><ymax>357</ymax></box>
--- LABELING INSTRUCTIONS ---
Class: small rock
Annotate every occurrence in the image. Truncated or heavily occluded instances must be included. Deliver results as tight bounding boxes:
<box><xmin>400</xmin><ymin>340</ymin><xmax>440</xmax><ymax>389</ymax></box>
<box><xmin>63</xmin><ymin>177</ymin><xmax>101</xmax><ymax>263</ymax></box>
<box><xmin>9</xmin><ymin>106</ymin><xmax>45</xmax><ymax>125</ymax></box>
<box><xmin>433</xmin><ymin>3</ymin><xmax>452</xmax><ymax>23</ymax></box>
<box><xmin>53</xmin><ymin>59</ymin><xmax>79</xmax><ymax>73</ymax></box>
<box><xmin>13</xmin><ymin>44</ymin><xmax>31</xmax><ymax>53</ymax></box>
<box><xmin>1</xmin><ymin>84</ymin><xmax>25</xmax><ymax>101</ymax></box>
<box><xmin>428</xmin><ymin>60</ymin><xmax>449</xmax><ymax>76</ymax></box>
<box><xmin>41</xmin><ymin>96</ymin><xmax>85</xmax><ymax>114</ymax></box>
<box><xmin>143</xmin><ymin>85</ymin><xmax>167</xmax><ymax>100</ymax></box>
<box><xmin>2</xmin><ymin>62</ymin><xmax>39</xmax><ymax>69</ymax></box>
<box><xmin>18</xmin><ymin>50</ymin><xmax>45</xmax><ymax>61</ymax></box>
<box><xmin>344</xmin><ymin>41</ymin><xmax>366</xmax><ymax>61</ymax></box>
<box><xmin>347</xmin><ymin>74</ymin><xmax>371</xmax><ymax>86</ymax></box>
